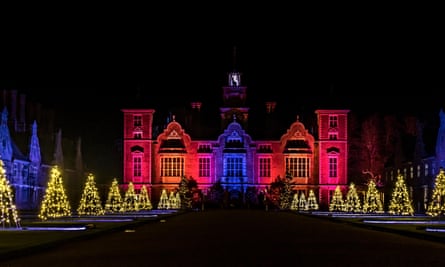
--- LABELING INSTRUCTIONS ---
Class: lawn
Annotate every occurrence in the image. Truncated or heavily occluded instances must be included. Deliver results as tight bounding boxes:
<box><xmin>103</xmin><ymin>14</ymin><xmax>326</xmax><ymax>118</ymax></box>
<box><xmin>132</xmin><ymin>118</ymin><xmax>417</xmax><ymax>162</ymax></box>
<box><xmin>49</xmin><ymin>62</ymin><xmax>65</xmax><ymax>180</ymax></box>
<box><xmin>0</xmin><ymin>210</ymin><xmax>182</xmax><ymax>260</ymax></box>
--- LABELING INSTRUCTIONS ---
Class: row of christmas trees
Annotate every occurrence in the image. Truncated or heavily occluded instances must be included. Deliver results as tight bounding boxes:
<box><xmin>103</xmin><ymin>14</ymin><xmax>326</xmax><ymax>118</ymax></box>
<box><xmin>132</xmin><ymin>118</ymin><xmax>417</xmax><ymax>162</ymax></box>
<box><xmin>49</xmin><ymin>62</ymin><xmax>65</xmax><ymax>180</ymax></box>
<box><xmin>0</xmin><ymin>160</ymin><xmax>188</xmax><ymax>228</ymax></box>
<box><xmin>288</xmin><ymin>169</ymin><xmax>445</xmax><ymax>216</ymax></box>
<box><xmin>38</xmin><ymin>166</ymin><xmax>187</xmax><ymax>221</ymax></box>
<box><xmin>287</xmin><ymin>176</ymin><xmax>412</xmax><ymax>214</ymax></box>
<box><xmin>4</xmin><ymin>159</ymin><xmax>445</xmax><ymax>228</ymax></box>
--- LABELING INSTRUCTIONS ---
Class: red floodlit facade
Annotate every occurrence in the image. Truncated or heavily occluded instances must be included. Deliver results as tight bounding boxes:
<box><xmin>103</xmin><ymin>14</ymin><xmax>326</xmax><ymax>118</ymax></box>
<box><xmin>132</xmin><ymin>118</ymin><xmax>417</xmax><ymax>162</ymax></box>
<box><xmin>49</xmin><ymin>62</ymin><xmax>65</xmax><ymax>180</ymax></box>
<box><xmin>121</xmin><ymin>71</ymin><xmax>349</xmax><ymax>209</ymax></box>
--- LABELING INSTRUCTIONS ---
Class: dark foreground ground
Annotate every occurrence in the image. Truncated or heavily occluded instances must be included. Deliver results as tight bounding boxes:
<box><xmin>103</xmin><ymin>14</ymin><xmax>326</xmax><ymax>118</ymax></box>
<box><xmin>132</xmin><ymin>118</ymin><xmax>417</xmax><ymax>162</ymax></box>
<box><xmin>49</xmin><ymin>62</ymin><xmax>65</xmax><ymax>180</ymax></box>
<box><xmin>1</xmin><ymin>209</ymin><xmax>445</xmax><ymax>267</ymax></box>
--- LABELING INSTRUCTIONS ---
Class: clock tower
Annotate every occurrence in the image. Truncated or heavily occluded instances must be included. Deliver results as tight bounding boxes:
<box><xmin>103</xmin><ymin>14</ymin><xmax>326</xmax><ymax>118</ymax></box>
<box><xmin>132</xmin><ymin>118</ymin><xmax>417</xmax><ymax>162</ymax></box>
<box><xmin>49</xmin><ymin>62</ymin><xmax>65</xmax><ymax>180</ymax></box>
<box><xmin>220</xmin><ymin>70</ymin><xmax>249</xmax><ymax>130</ymax></box>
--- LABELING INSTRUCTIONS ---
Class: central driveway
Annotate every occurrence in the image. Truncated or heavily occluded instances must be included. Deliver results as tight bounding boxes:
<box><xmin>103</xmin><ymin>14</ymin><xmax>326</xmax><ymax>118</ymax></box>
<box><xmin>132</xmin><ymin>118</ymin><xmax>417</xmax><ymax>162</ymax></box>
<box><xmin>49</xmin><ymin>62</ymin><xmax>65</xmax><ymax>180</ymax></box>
<box><xmin>2</xmin><ymin>209</ymin><xmax>445</xmax><ymax>266</ymax></box>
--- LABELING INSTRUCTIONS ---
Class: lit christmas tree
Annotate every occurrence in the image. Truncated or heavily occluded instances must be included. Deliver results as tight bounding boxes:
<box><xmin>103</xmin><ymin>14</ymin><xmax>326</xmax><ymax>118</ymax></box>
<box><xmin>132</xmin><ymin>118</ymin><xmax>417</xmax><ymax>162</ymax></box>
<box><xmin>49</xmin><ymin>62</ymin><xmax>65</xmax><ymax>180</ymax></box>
<box><xmin>306</xmin><ymin>189</ymin><xmax>319</xmax><ymax>211</ymax></box>
<box><xmin>279</xmin><ymin>172</ymin><xmax>294</xmax><ymax>210</ymax></box>
<box><xmin>426</xmin><ymin>168</ymin><xmax>445</xmax><ymax>216</ymax></box>
<box><xmin>157</xmin><ymin>189</ymin><xmax>170</xmax><ymax>209</ymax></box>
<box><xmin>77</xmin><ymin>173</ymin><xmax>104</xmax><ymax>216</ymax></box>
<box><xmin>329</xmin><ymin>186</ymin><xmax>345</xmax><ymax>212</ymax></box>
<box><xmin>38</xmin><ymin>166</ymin><xmax>72</xmax><ymax>220</ymax></box>
<box><xmin>0</xmin><ymin>159</ymin><xmax>21</xmax><ymax>228</ymax></box>
<box><xmin>168</xmin><ymin>191</ymin><xmax>178</xmax><ymax>209</ymax></box>
<box><xmin>344</xmin><ymin>182</ymin><xmax>362</xmax><ymax>213</ymax></box>
<box><xmin>388</xmin><ymin>173</ymin><xmax>414</xmax><ymax>215</ymax></box>
<box><xmin>138</xmin><ymin>185</ymin><xmax>152</xmax><ymax>210</ymax></box>
<box><xmin>175</xmin><ymin>191</ymin><xmax>181</xmax><ymax>209</ymax></box>
<box><xmin>290</xmin><ymin>193</ymin><xmax>299</xmax><ymax>211</ymax></box>
<box><xmin>105</xmin><ymin>178</ymin><xmax>124</xmax><ymax>213</ymax></box>
<box><xmin>298</xmin><ymin>192</ymin><xmax>307</xmax><ymax>211</ymax></box>
<box><xmin>362</xmin><ymin>179</ymin><xmax>384</xmax><ymax>213</ymax></box>
<box><xmin>123</xmin><ymin>182</ymin><xmax>139</xmax><ymax>212</ymax></box>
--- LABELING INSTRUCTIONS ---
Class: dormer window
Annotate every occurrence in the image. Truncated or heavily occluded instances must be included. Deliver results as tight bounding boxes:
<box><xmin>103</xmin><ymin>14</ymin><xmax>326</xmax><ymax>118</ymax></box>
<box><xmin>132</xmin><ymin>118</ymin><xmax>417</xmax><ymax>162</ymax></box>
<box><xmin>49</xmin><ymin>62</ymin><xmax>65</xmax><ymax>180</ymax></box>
<box><xmin>198</xmin><ymin>144</ymin><xmax>212</xmax><ymax>153</ymax></box>
<box><xmin>257</xmin><ymin>144</ymin><xmax>272</xmax><ymax>153</ymax></box>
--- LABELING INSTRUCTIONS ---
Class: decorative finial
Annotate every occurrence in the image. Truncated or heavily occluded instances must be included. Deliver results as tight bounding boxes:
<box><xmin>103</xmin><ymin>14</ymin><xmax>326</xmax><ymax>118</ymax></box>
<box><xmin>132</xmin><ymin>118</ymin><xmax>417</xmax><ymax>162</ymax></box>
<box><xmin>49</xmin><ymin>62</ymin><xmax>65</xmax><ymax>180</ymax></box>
<box><xmin>172</xmin><ymin>114</ymin><xmax>176</xmax><ymax>122</ymax></box>
<box><xmin>296</xmin><ymin>115</ymin><xmax>300</xmax><ymax>122</ymax></box>
<box><xmin>233</xmin><ymin>114</ymin><xmax>237</xmax><ymax>122</ymax></box>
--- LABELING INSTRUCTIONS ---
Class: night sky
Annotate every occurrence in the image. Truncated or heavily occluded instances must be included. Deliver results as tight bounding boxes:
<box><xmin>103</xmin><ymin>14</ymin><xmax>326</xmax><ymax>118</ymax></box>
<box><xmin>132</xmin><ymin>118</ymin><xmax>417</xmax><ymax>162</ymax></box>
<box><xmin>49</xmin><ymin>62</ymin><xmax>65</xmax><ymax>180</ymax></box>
<box><xmin>1</xmin><ymin>7</ymin><xmax>444</xmax><ymax>179</ymax></box>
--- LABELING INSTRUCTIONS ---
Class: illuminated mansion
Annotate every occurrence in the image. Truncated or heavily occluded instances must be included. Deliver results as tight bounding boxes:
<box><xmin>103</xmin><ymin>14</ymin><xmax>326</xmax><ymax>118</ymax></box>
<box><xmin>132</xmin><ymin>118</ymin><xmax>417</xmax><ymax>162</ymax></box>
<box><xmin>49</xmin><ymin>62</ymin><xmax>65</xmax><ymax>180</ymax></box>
<box><xmin>122</xmin><ymin>70</ymin><xmax>349</xmax><ymax>209</ymax></box>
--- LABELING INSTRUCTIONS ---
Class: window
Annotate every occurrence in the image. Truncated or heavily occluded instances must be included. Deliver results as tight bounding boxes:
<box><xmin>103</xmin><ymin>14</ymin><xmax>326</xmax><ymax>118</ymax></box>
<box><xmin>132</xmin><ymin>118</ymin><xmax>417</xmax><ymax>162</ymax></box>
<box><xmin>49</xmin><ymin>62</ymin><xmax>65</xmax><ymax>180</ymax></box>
<box><xmin>328</xmin><ymin>132</ymin><xmax>338</xmax><ymax>140</ymax></box>
<box><xmin>259</xmin><ymin>157</ymin><xmax>271</xmax><ymax>177</ymax></box>
<box><xmin>133</xmin><ymin>131</ymin><xmax>142</xmax><ymax>139</ymax></box>
<box><xmin>198</xmin><ymin>144</ymin><xmax>212</xmax><ymax>153</ymax></box>
<box><xmin>134</xmin><ymin>115</ymin><xmax>142</xmax><ymax>127</ymax></box>
<box><xmin>226</xmin><ymin>157</ymin><xmax>243</xmax><ymax>177</ymax></box>
<box><xmin>329</xmin><ymin>115</ymin><xmax>338</xmax><ymax>128</ymax></box>
<box><xmin>258</xmin><ymin>144</ymin><xmax>272</xmax><ymax>153</ymax></box>
<box><xmin>161</xmin><ymin>157</ymin><xmax>184</xmax><ymax>177</ymax></box>
<box><xmin>425</xmin><ymin>163</ymin><xmax>429</xmax><ymax>176</ymax></box>
<box><xmin>199</xmin><ymin>158</ymin><xmax>211</xmax><ymax>177</ymax></box>
<box><xmin>286</xmin><ymin>157</ymin><xmax>310</xmax><ymax>178</ymax></box>
<box><xmin>417</xmin><ymin>165</ymin><xmax>421</xmax><ymax>178</ymax></box>
<box><xmin>133</xmin><ymin>156</ymin><xmax>142</xmax><ymax>177</ymax></box>
<box><xmin>329</xmin><ymin>157</ymin><xmax>338</xmax><ymax>178</ymax></box>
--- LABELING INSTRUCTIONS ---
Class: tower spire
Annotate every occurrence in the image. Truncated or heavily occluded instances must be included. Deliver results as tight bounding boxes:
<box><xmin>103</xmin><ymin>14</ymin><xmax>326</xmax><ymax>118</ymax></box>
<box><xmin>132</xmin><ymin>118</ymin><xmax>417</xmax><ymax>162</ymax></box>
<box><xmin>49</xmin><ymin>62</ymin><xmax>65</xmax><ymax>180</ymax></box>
<box><xmin>232</xmin><ymin>45</ymin><xmax>237</xmax><ymax>71</ymax></box>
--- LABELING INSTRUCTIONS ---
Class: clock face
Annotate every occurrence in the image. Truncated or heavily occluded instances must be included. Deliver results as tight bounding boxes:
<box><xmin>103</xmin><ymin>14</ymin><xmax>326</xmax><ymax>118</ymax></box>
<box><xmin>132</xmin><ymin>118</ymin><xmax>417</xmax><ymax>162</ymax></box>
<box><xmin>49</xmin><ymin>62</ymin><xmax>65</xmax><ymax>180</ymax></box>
<box><xmin>231</xmin><ymin>73</ymin><xmax>240</xmax><ymax>86</ymax></box>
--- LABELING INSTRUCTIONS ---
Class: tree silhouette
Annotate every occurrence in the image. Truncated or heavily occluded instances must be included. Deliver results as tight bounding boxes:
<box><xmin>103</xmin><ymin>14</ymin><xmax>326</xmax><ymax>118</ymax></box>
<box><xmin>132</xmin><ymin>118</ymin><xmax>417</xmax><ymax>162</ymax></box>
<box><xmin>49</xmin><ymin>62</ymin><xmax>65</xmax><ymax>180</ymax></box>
<box><xmin>344</xmin><ymin>182</ymin><xmax>362</xmax><ymax>213</ymax></box>
<box><xmin>77</xmin><ymin>173</ymin><xmax>104</xmax><ymax>216</ymax></box>
<box><xmin>105</xmin><ymin>178</ymin><xmax>124</xmax><ymax>213</ymax></box>
<box><xmin>178</xmin><ymin>176</ymin><xmax>192</xmax><ymax>209</ymax></box>
<box><xmin>426</xmin><ymin>168</ymin><xmax>445</xmax><ymax>216</ymax></box>
<box><xmin>279</xmin><ymin>172</ymin><xmax>294</xmax><ymax>210</ymax></box>
<box><xmin>388</xmin><ymin>173</ymin><xmax>414</xmax><ymax>215</ymax></box>
<box><xmin>329</xmin><ymin>186</ymin><xmax>345</xmax><ymax>212</ymax></box>
<box><xmin>207</xmin><ymin>180</ymin><xmax>225</xmax><ymax>208</ymax></box>
<box><xmin>138</xmin><ymin>185</ymin><xmax>152</xmax><ymax>210</ymax></box>
<box><xmin>0</xmin><ymin>159</ymin><xmax>21</xmax><ymax>228</ymax></box>
<box><xmin>38</xmin><ymin>166</ymin><xmax>72</xmax><ymax>220</ymax></box>
<box><xmin>363</xmin><ymin>179</ymin><xmax>383</xmax><ymax>213</ymax></box>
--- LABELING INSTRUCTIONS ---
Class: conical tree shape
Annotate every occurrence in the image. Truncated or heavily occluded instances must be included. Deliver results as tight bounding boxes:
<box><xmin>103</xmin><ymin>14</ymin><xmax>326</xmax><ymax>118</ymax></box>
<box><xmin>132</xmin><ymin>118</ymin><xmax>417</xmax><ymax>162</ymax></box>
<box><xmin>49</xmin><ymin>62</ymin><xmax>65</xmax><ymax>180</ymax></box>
<box><xmin>123</xmin><ymin>182</ymin><xmax>139</xmax><ymax>211</ymax></box>
<box><xmin>306</xmin><ymin>190</ymin><xmax>319</xmax><ymax>211</ymax></box>
<box><xmin>138</xmin><ymin>185</ymin><xmax>152</xmax><ymax>210</ymax></box>
<box><xmin>0</xmin><ymin>159</ymin><xmax>21</xmax><ymax>228</ymax></box>
<box><xmin>388</xmin><ymin>174</ymin><xmax>414</xmax><ymax>215</ymax></box>
<box><xmin>38</xmin><ymin>166</ymin><xmax>72</xmax><ymax>220</ymax></box>
<box><xmin>344</xmin><ymin>182</ymin><xmax>362</xmax><ymax>213</ymax></box>
<box><xmin>427</xmin><ymin>168</ymin><xmax>445</xmax><ymax>216</ymax></box>
<box><xmin>329</xmin><ymin>186</ymin><xmax>345</xmax><ymax>212</ymax></box>
<box><xmin>363</xmin><ymin>180</ymin><xmax>384</xmax><ymax>213</ymax></box>
<box><xmin>77</xmin><ymin>173</ymin><xmax>104</xmax><ymax>216</ymax></box>
<box><xmin>290</xmin><ymin>193</ymin><xmax>299</xmax><ymax>211</ymax></box>
<box><xmin>169</xmin><ymin>191</ymin><xmax>178</xmax><ymax>209</ymax></box>
<box><xmin>157</xmin><ymin>189</ymin><xmax>170</xmax><ymax>209</ymax></box>
<box><xmin>298</xmin><ymin>192</ymin><xmax>307</xmax><ymax>211</ymax></box>
<box><xmin>105</xmin><ymin>178</ymin><xmax>124</xmax><ymax>213</ymax></box>
<box><xmin>175</xmin><ymin>191</ymin><xmax>181</xmax><ymax>209</ymax></box>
